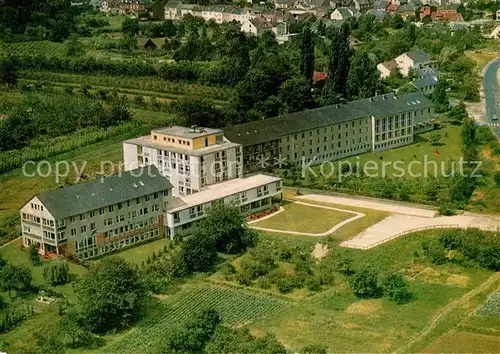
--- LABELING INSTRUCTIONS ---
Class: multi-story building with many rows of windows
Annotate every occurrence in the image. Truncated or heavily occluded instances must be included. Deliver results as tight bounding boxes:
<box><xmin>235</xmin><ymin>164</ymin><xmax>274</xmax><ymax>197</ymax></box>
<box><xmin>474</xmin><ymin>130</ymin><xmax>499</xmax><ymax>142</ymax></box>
<box><xmin>223</xmin><ymin>92</ymin><xmax>435</xmax><ymax>173</ymax></box>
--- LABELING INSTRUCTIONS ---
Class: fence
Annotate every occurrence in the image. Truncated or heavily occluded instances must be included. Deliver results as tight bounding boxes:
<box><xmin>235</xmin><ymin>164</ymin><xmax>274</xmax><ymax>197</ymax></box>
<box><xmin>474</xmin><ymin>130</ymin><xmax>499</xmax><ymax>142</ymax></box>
<box><xmin>343</xmin><ymin>224</ymin><xmax>460</xmax><ymax>250</ymax></box>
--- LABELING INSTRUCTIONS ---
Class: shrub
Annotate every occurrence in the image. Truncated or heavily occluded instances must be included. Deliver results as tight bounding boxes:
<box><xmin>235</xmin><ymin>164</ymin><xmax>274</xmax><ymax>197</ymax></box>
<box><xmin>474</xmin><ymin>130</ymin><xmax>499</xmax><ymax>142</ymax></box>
<box><xmin>349</xmin><ymin>269</ymin><xmax>380</xmax><ymax>298</ymax></box>
<box><xmin>439</xmin><ymin>203</ymin><xmax>456</xmax><ymax>216</ymax></box>
<box><xmin>422</xmin><ymin>240</ymin><xmax>447</xmax><ymax>265</ymax></box>
<box><xmin>306</xmin><ymin>276</ymin><xmax>322</xmax><ymax>291</ymax></box>
<box><xmin>494</xmin><ymin>172</ymin><xmax>500</xmax><ymax>187</ymax></box>
<box><xmin>256</xmin><ymin>276</ymin><xmax>271</xmax><ymax>289</ymax></box>
<box><xmin>383</xmin><ymin>274</ymin><xmax>411</xmax><ymax>304</ymax></box>
<box><xmin>42</xmin><ymin>261</ymin><xmax>70</xmax><ymax>286</ymax></box>
<box><xmin>335</xmin><ymin>257</ymin><xmax>355</xmax><ymax>276</ymax></box>
<box><xmin>301</xmin><ymin>344</ymin><xmax>327</xmax><ymax>354</ymax></box>
<box><xmin>27</xmin><ymin>244</ymin><xmax>41</xmax><ymax>266</ymax></box>
<box><xmin>218</xmin><ymin>262</ymin><xmax>236</xmax><ymax>280</ymax></box>
<box><xmin>236</xmin><ymin>272</ymin><xmax>252</xmax><ymax>286</ymax></box>
<box><xmin>277</xmin><ymin>278</ymin><xmax>296</xmax><ymax>294</ymax></box>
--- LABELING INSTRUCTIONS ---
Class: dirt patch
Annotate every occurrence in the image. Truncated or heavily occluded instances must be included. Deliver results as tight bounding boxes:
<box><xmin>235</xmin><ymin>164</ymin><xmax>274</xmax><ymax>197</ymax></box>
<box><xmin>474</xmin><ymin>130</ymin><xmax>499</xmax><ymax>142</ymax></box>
<box><xmin>341</xmin><ymin>322</ymin><xmax>361</xmax><ymax>329</ymax></box>
<box><xmin>406</xmin><ymin>262</ymin><xmax>428</xmax><ymax>278</ymax></box>
<box><xmin>417</xmin><ymin>267</ymin><xmax>470</xmax><ymax>287</ymax></box>
<box><xmin>312</xmin><ymin>242</ymin><xmax>330</xmax><ymax>260</ymax></box>
<box><xmin>345</xmin><ymin>300</ymin><xmax>382</xmax><ymax>316</ymax></box>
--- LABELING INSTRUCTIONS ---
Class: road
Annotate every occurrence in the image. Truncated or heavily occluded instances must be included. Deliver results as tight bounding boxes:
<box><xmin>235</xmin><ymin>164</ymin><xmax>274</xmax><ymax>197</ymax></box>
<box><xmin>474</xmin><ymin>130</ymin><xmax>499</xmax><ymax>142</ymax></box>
<box><xmin>483</xmin><ymin>59</ymin><xmax>500</xmax><ymax>137</ymax></box>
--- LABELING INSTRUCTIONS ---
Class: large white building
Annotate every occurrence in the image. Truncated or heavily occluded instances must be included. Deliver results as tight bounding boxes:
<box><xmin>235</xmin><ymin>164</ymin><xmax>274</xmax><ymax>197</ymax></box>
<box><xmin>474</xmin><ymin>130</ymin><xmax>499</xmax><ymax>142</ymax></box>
<box><xmin>123</xmin><ymin>126</ymin><xmax>243</xmax><ymax>197</ymax></box>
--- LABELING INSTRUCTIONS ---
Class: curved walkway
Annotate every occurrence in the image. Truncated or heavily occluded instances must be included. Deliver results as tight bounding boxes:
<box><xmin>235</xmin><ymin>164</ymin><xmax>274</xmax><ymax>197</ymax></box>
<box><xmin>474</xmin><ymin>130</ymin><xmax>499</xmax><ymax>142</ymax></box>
<box><xmin>249</xmin><ymin>201</ymin><xmax>365</xmax><ymax>237</ymax></box>
<box><xmin>296</xmin><ymin>194</ymin><xmax>500</xmax><ymax>249</ymax></box>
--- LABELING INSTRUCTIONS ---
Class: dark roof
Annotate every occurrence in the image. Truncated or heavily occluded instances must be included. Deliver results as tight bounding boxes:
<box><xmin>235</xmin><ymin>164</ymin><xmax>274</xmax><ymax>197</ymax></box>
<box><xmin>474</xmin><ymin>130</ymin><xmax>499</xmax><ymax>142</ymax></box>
<box><xmin>418</xmin><ymin>67</ymin><xmax>437</xmax><ymax>78</ymax></box>
<box><xmin>406</xmin><ymin>49</ymin><xmax>431</xmax><ymax>63</ymax></box>
<box><xmin>37</xmin><ymin>166</ymin><xmax>172</xmax><ymax>219</ymax></box>
<box><xmin>380</xmin><ymin>60</ymin><xmax>398</xmax><ymax>71</ymax></box>
<box><xmin>412</xmin><ymin>76</ymin><xmax>438</xmax><ymax>89</ymax></box>
<box><xmin>224</xmin><ymin>92</ymin><xmax>434</xmax><ymax>146</ymax></box>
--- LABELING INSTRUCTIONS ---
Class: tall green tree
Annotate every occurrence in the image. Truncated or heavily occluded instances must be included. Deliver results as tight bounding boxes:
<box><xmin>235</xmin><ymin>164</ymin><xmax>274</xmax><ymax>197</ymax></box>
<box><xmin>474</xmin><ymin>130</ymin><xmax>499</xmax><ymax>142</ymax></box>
<box><xmin>432</xmin><ymin>79</ymin><xmax>449</xmax><ymax>112</ymax></box>
<box><xmin>122</xmin><ymin>17</ymin><xmax>140</xmax><ymax>36</ymax></box>
<box><xmin>74</xmin><ymin>257</ymin><xmax>147</xmax><ymax>333</ymax></box>
<box><xmin>299</xmin><ymin>25</ymin><xmax>315</xmax><ymax>85</ymax></box>
<box><xmin>323</xmin><ymin>23</ymin><xmax>351</xmax><ymax>104</ymax></box>
<box><xmin>278</xmin><ymin>77</ymin><xmax>314</xmax><ymax>113</ymax></box>
<box><xmin>0</xmin><ymin>57</ymin><xmax>17</xmax><ymax>87</ymax></box>
<box><xmin>347</xmin><ymin>51</ymin><xmax>380</xmax><ymax>99</ymax></box>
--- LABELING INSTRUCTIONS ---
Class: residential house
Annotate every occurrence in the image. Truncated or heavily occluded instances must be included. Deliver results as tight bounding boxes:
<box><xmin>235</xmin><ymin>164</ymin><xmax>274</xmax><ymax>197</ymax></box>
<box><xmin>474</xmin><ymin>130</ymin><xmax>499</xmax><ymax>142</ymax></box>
<box><xmin>433</xmin><ymin>4</ymin><xmax>462</xmax><ymax>22</ymax></box>
<box><xmin>202</xmin><ymin>5</ymin><xmax>228</xmax><ymax>23</ymax></box>
<box><xmin>223</xmin><ymin>92</ymin><xmax>435</xmax><ymax>172</ymax></box>
<box><xmin>412</xmin><ymin>76</ymin><xmax>438</xmax><ymax>94</ymax></box>
<box><xmin>394</xmin><ymin>49</ymin><xmax>431</xmax><ymax>76</ymax></box>
<box><xmin>275</xmin><ymin>0</ymin><xmax>297</xmax><ymax>9</ymax></box>
<box><xmin>164</xmin><ymin>0</ymin><xmax>181</xmax><ymax>19</ymax></box>
<box><xmin>119</xmin><ymin>0</ymin><xmax>152</xmax><ymax>15</ymax></box>
<box><xmin>137</xmin><ymin>37</ymin><xmax>166</xmax><ymax>51</ymax></box>
<box><xmin>367</xmin><ymin>8</ymin><xmax>388</xmax><ymax>20</ymax></box>
<box><xmin>230</xmin><ymin>8</ymin><xmax>252</xmax><ymax>23</ymax></box>
<box><xmin>373</xmin><ymin>0</ymin><xmax>389</xmax><ymax>11</ymax></box>
<box><xmin>330</xmin><ymin>7</ymin><xmax>359</xmax><ymax>20</ymax></box>
<box><xmin>352</xmin><ymin>0</ymin><xmax>374</xmax><ymax>11</ymax></box>
<box><xmin>397</xmin><ymin>3</ymin><xmax>417</xmax><ymax>20</ymax></box>
<box><xmin>387</xmin><ymin>2</ymin><xmax>399</xmax><ymax>15</ymax></box>
<box><xmin>377</xmin><ymin>60</ymin><xmax>399</xmax><ymax>78</ymax></box>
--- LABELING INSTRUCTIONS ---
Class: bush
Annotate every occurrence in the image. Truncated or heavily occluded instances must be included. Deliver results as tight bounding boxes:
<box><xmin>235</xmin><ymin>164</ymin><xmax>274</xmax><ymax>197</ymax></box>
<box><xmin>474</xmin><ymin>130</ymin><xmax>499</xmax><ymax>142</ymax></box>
<box><xmin>236</xmin><ymin>272</ymin><xmax>252</xmax><ymax>286</ymax></box>
<box><xmin>42</xmin><ymin>261</ymin><xmax>70</xmax><ymax>286</ymax></box>
<box><xmin>383</xmin><ymin>274</ymin><xmax>411</xmax><ymax>304</ymax></box>
<box><xmin>306</xmin><ymin>276</ymin><xmax>322</xmax><ymax>291</ymax></box>
<box><xmin>494</xmin><ymin>172</ymin><xmax>500</xmax><ymax>187</ymax></box>
<box><xmin>277</xmin><ymin>277</ymin><xmax>296</xmax><ymax>294</ymax></box>
<box><xmin>349</xmin><ymin>269</ymin><xmax>380</xmax><ymax>298</ymax></box>
<box><xmin>27</xmin><ymin>244</ymin><xmax>41</xmax><ymax>266</ymax></box>
<box><xmin>422</xmin><ymin>240</ymin><xmax>447</xmax><ymax>265</ymax></box>
<box><xmin>335</xmin><ymin>257</ymin><xmax>355</xmax><ymax>276</ymax></box>
<box><xmin>218</xmin><ymin>262</ymin><xmax>236</xmax><ymax>280</ymax></box>
<box><xmin>256</xmin><ymin>276</ymin><xmax>271</xmax><ymax>289</ymax></box>
<box><xmin>439</xmin><ymin>203</ymin><xmax>456</xmax><ymax>216</ymax></box>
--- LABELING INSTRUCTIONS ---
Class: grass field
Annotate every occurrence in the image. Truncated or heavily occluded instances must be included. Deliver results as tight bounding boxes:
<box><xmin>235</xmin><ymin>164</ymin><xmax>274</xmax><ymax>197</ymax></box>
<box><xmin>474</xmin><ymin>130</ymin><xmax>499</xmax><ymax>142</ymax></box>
<box><xmin>252</xmin><ymin>202</ymin><xmax>355</xmax><ymax>234</ymax></box>
<box><xmin>422</xmin><ymin>330</ymin><xmax>500</xmax><ymax>353</ymax></box>
<box><xmin>107</xmin><ymin>238</ymin><xmax>171</xmax><ymax>264</ymax></box>
<box><xmin>247</xmin><ymin>231</ymin><xmax>494</xmax><ymax>352</ymax></box>
<box><xmin>102</xmin><ymin>283</ymin><xmax>291</xmax><ymax>353</ymax></box>
<box><xmin>308</xmin><ymin>123</ymin><xmax>462</xmax><ymax>179</ymax></box>
<box><xmin>282</xmin><ymin>189</ymin><xmax>391</xmax><ymax>242</ymax></box>
<box><xmin>0</xmin><ymin>41</ymin><xmax>66</xmax><ymax>57</ymax></box>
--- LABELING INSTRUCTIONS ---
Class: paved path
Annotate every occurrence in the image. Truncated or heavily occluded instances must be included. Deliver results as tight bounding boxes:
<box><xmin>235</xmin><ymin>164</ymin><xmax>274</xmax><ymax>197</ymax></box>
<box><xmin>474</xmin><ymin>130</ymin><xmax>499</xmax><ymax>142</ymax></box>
<box><xmin>249</xmin><ymin>201</ymin><xmax>365</xmax><ymax>237</ymax></box>
<box><xmin>297</xmin><ymin>194</ymin><xmax>437</xmax><ymax>218</ymax></box>
<box><xmin>295</xmin><ymin>194</ymin><xmax>500</xmax><ymax>249</ymax></box>
<box><xmin>483</xmin><ymin>58</ymin><xmax>500</xmax><ymax>138</ymax></box>
<box><xmin>340</xmin><ymin>213</ymin><xmax>499</xmax><ymax>249</ymax></box>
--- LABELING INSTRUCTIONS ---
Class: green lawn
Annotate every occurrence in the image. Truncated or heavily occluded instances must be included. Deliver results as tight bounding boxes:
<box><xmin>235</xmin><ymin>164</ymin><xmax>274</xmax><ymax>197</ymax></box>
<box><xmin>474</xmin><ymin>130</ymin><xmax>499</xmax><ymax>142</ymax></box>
<box><xmin>282</xmin><ymin>189</ymin><xmax>391</xmax><ymax>242</ymax></box>
<box><xmin>107</xmin><ymin>238</ymin><xmax>171</xmax><ymax>264</ymax></box>
<box><xmin>252</xmin><ymin>202</ymin><xmax>355</xmax><ymax>234</ymax></box>
<box><xmin>309</xmin><ymin>124</ymin><xmax>463</xmax><ymax>180</ymax></box>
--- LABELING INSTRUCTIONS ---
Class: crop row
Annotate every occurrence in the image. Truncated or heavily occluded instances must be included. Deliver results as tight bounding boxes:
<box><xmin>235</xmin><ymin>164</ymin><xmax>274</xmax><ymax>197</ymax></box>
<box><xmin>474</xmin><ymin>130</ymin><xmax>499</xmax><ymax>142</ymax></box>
<box><xmin>1</xmin><ymin>41</ymin><xmax>66</xmax><ymax>57</ymax></box>
<box><xmin>19</xmin><ymin>70</ymin><xmax>235</xmax><ymax>102</ymax></box>
<box><xmin>476</xmin><ymin>292</ymin><xmax>500</xmax><ymax>317</ymax></box>
<box><xmin>104</xmin><ymin>283</ymin><xmax>290</xmax><ymax>353</ymax></box>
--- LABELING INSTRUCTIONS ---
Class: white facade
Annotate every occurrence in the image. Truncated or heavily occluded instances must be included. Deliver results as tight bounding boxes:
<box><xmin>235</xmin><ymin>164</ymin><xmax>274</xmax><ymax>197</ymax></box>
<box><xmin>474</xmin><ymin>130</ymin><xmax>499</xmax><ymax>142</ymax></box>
<box><xmin>377</xmin><ymin>62</ymin><xmax>395</xmax><ymax>79</ymax></box>
<box><xmin>241</xmin><ymin>20</ymin><xmax>258</xmax><ymax>35</ymax></box>
<box><xmin>166</xmin><ymin>174</ymin><xmax>282</xmax><ymax>236</ymax></box>
<box><xmin>395</xmin><ymin>52</ymin><xmax>430</xmax><ymax>76</ymax></box>
<box><xmin>20</xmin><ymin>197</ymin><xmax>58</xmax><ymax>254</ymax></box>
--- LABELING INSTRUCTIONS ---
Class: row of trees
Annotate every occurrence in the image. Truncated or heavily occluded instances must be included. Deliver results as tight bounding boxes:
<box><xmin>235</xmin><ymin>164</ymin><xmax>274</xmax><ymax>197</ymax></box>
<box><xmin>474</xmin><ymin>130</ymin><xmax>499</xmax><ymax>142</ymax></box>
<box><xmin>0</xmin><ymin>90</ymin><xmax>132</xmax><ymax>152</ymax></box>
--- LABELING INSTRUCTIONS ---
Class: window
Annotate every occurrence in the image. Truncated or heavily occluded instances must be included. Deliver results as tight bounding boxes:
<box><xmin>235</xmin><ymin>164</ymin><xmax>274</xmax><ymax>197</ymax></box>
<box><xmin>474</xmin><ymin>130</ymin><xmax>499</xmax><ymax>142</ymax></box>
<box><xmin>154</xmin><ymin>192</ymin><xmax>159</xmax><ymax>199</ymax></box>
<box><xmin>81</xmin><ymin>225</ymin><xmax>87</xmax><ymax>233</ymax></box>
<box><xmin>90</xmin><ymin>210</ymin><xmax>97</xmax><ymax>218</ymax></box>
<box><xmin>118</xmin><ymin>203</ymin><xmax>123</xmax><ymax>210</ymax></box>
<box><xmin>70</xmin><ymin>216</ymin><xmax>76</xmax><ymax>223</ymax></box>
<box><xmin>108</xmin><ymin>205</ymin><xmax>114</xmax><ymax>213</ymax></box>
<box><xmin>80</xmin><ymin>214</ymin><xmax>86</xmax><ymax>221</ymax></box>
<box><xmin>71</xmin><ymin>228</ymin><xmax>77</xmax><ymax>236</ymax></box>
<box><xmin>90</xmin><ymin>223</ymin><xmax>96</xmax><ymax>230</ymax></box>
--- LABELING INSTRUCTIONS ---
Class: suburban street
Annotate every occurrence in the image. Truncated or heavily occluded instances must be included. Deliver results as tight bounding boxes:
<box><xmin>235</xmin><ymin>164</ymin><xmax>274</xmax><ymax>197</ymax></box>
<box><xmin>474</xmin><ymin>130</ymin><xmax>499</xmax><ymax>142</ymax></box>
<box><xmin>483</xmin><ymin>59</ymin><xmax>500</xmax><ymax>137</ymax></box>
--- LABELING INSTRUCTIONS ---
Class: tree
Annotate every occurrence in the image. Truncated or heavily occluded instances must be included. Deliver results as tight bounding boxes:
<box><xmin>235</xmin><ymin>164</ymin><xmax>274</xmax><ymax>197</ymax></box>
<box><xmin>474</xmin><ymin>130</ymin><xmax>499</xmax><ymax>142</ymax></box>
<box><xmin>74</xmin><ymin>257</ymin><xmax>147</xmax><ymax>333</ymax></box>
<box><xmin>0</xmin><ymin>264</ymin><xmax>32</xmax><ymax>297</ymax></box>
<box><xmin>349</xmin><ymin>268</ymin><xmax>380</xmax><ymax>298</ymax></box>
<box><xmin>28</xmin><ymin>243</ymin><xmax>40</xmax><ymax>266</ymax></box>
<box><xmin>122</xmin><ymin>18</ymin><xmax>140</xmax><ymax>36</ymax></box>
<box><xmin>42</xmin><ymin>261</ymin><xmax>70</xmax><ymax>285</ymax></box>
<box><xmin>205</xmin><ymin>326</ymin><xmax>286</xmax><ymax>354</ymax></box>
<box><xmin>392</xmin><ymin>14</ymin><xmax>405</xmax><ymax>29</ymax></box>
<box><xmin>404</xmin><ymin>24</ymin><xmax>417</xmax><ymax>46</ymax></box>
<box><xmin>432</xmin><ymin>79</ymin><xmax>449</xmax><ymax>112</ymax></box>
<box><xmin>383</xmin><ymin>274</ymin><xmax>411</xmax><ymax>304</ymax></box>
<box><xmin>323</xmin><ymin>23</ymin><xmax>351</xmax><ymax>104</ymax></box>
<box><xmin>494</xmin><ymin>172</ymin><xmax>500</xmax><ymax>187</ymax></box>
<box><xmin>59</xmin><ymin>306</ymin><xmax>93</xmax><ymax>347</ymax></box>
<box><xmin>162</xmin><ymin>19</ymin><xmax>177</xmax><ymax>37</ymax></box>
<box><xmin>173</xmin><ymin>98</ymin><xmax>224</xmax><ymax>128</ymax></box>
<box><xmin>429</xmin><ymin>132</ymin><xmax>442</xmax><ymax>145</ymax></box>
<box><xmin>161</xmin><ymin>309</ymin><xmax>221</xmax><ymax>353</ymax></box>
<box><xmin>299</xmin><ymin>25</ymin><xmax>315</xmax><ymax>85</ymax></box>
<box><xmin>0</xmin><ymin>57</ymin><xmax>17</xmax><ymax>87</ymax></box>
<box><xmin>347</xmin><ymin>51</ymin><xmax>380</xmax><ymax>99</ymax></box>
<box><xmin>278</xmin><ymin>77</ymin><xmax>314</xmax><ymax>113</ymax></box>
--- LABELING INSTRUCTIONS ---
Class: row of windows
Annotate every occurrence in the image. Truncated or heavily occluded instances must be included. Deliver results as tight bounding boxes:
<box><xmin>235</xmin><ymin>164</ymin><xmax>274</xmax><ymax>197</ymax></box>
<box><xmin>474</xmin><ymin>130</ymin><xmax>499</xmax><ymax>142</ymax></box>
<box><xmin>153</xmin><ymin>135</ymin><xmax>192</xmax><ymax>146</ymax></box>
<box><xmin>290</xmin><ymin>144</ymin><xmax>371</xmax><ymax>163</ymax></box>
<box><xmin>30</xmin><ymin>203</ymin><xmax>44</xmax><ymax>211</ymax></box>
<box><xmin>374</xmin><ymin>137</ymin><xmax>412</xmax><ymax>150</ymax></box>
<box><xmin>284</xmin><ymin>121</ymin><xmax>370</xmax><ymax>142</ymax></box>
